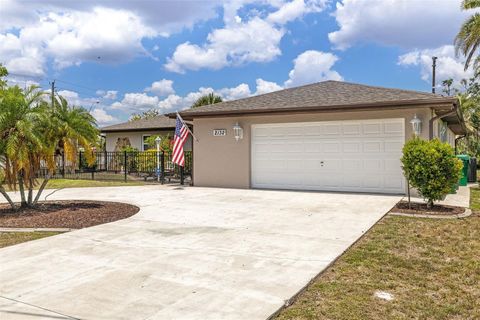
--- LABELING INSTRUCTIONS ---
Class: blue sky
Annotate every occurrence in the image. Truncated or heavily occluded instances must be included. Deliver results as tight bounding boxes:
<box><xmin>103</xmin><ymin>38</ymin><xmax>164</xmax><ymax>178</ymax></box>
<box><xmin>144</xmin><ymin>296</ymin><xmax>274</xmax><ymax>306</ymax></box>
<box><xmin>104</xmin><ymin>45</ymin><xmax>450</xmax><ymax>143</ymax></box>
<box><xmin>0</xmin><ymin>0</ymin><xmax>474</xmax><ymax>126</ymax></box>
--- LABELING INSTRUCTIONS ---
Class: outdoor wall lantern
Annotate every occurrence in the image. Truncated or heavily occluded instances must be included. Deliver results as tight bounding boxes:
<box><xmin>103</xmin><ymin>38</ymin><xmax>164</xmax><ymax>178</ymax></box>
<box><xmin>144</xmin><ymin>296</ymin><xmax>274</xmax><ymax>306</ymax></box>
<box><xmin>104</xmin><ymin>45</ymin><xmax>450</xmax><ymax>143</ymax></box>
<box><xmin>233</xmin><ymin>122</ymin><xmax>244</xmax><ymax>141</ymax></box>
<box><xmin>410</xmin><ymin>114</ymin><xmax>422</xmax><ymax>136</ymax></box>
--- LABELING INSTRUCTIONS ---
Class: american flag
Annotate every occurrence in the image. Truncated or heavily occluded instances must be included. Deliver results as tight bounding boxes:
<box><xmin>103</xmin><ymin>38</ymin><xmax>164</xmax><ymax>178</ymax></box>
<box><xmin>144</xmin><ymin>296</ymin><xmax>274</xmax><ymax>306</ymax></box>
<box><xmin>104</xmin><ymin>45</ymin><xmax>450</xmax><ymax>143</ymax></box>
<box><xmin>172</xmin><ymin>115</ymin><xmax>189</xmax><ymax>167</ymax></box>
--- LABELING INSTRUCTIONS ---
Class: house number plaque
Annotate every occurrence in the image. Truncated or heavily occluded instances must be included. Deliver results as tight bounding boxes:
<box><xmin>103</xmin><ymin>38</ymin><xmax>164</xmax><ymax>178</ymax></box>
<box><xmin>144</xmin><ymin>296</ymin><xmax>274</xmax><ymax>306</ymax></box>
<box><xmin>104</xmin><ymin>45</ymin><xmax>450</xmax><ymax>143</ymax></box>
<box><xmin>213</xmin><ymin>129</ymin><xmax>227</xmax><ymax>136</ymax></box>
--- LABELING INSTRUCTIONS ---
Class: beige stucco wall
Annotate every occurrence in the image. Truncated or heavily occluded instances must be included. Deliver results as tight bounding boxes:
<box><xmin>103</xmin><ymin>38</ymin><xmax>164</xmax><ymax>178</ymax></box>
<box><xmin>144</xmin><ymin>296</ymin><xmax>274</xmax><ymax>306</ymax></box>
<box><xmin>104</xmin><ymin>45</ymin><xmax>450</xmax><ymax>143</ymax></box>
<box><xmin>105</xmin><ymin>130</ymin><xmax>192</xmax><ymax>152</ymax></box>
<box><xmin>192</xmin><ymin>108</ymin><xmax>434</xmax><ymax>189</ymax></box>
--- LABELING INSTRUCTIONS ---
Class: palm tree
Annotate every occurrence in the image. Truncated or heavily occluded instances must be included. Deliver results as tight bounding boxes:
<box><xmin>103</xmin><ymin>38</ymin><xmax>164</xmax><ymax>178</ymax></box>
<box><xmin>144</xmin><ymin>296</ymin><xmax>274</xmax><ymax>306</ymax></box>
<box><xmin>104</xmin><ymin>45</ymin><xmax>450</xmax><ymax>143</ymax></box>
<box><xmin>0</xmin><ymin>66</ymin><xmax>99</xmax><ymax>209</ymax></box>
<box><xmin>455</xmin><ymin>0</ymin><xmax>480</xmax><ymax>71</ymax></box>
<box><xmin>33</xmin><ymin>96</ymin><xmax>99</xmax><ymax>204</ymax></box>
<box><xmin>0</xmin><ymin>85</ymin><xmax>47</xmax><ymax>208</ymax></box>
<box><xmin>191</xmin><ymin>93</ymin><xmax>223</xmax><ymax>108</ymax></box>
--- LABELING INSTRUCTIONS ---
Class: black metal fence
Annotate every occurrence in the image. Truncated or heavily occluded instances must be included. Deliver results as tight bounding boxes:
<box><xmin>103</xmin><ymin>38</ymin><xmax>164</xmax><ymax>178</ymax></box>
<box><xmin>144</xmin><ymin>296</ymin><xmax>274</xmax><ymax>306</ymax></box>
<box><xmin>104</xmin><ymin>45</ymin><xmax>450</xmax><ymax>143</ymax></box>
<box><xmin>38</xmin><ymin>151</ymin><xmax>193</xmax><ymax>184</ymax></box>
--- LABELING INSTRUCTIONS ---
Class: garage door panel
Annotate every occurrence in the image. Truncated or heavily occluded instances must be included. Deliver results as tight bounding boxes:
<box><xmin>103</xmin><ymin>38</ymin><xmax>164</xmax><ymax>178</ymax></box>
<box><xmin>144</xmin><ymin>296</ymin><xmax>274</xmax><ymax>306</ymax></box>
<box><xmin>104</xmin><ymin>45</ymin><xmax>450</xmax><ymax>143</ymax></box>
<box><xmin>343</xmin><ymin>176</ymin><xmax>363</xmax><ymax>188</ymax></box>
<box><xmin>343</xmin><ymin>159</ymin><xmax>363</xmax><ymax>171</ymax></box>
<box><xmin>343</xmin><ymin>142</ymin><xmax>361</xmax><ymax>153</ymax></box>
<box><xmin>252</xmin><ymin>119</ymin><xmax>405</xmax><ymax>194</ymax></box>
<box><xmin>323</xmin><ymin>142</ymin><xmax>341</xmax><ymax>153</ymax></box>
<box><xmin>385</xmin><ymin>140</ymin><xmax>404</xmax><ymax>152</ymax></box>
<box><xmin>384</xmin><ymin>121</ymin><xmax>404</xmax><ymax>135</ymax></box>
<box><xmin>322</xmin><ymin>124</ymin><xmax>341</xmax><ymax>135</ymax></box>
<box><xmin>363</xmin><ymin>141</ymin><xmax>383</xmax><ymax>153</ymax></box>
<box><xmin>363</xmin><ymin>123</ymin><xmax>382</xmax><ymax>135</ymax></box>
<box><xmin>385</xmin><ymin>159</ymin><xmax>402</xmax><ymax>171</ymax></box>
<box><xmin>342</xmin><ymin>123</ymin><xmax>361</xmax><ymax>135</ymax></box>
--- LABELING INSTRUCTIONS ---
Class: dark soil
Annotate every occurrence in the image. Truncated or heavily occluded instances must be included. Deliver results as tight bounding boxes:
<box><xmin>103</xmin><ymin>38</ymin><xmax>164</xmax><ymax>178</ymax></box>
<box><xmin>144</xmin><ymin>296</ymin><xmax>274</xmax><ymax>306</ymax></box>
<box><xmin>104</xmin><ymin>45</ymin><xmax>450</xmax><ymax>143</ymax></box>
<box><xmin>0</xmin><ymin>201</ymin><xmax>140</xmax><ymax>228</ymax></box>
<box><xmin>391</xmin><ymin>200</ymin><xmax>465</xmax><ymax>216</ymax></box>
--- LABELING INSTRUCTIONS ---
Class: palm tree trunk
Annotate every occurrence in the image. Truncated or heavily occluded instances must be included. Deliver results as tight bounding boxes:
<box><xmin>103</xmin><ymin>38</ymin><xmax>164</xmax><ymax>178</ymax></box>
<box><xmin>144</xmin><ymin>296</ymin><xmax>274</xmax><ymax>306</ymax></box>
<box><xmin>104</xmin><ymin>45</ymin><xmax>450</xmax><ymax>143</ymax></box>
<box><xmin>27</xmin><ymin>177</ymin><xmax>33</xmax><ymax>206</ymax></box>
<box><xmin>0</xmin><ymin>185</ymin><xmax>16</xmax><ymax>210</ymax></box>
<box><xmin>33</xmin><ymin>176</ymin><xmax>49</xmax><ymax>206</ymax></box>
<box><xmin>18</xmin><ymin>172</ymin><xmax>27</xmax><ymax>207</ymax></box>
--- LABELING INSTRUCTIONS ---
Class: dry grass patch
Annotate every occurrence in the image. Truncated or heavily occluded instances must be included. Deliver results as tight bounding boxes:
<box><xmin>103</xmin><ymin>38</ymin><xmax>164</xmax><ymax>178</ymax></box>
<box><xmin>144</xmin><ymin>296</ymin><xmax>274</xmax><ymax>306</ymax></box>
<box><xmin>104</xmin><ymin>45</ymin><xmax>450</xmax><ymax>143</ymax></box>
<box><xmin>0</xmin><ymin>232</ymin><xmax>61</xmax><ymax>248</ymax></box>
<box><xmin>276</xmin><ymin>189</ymin><xmax>480</xmax><ymax>320</ymax></box>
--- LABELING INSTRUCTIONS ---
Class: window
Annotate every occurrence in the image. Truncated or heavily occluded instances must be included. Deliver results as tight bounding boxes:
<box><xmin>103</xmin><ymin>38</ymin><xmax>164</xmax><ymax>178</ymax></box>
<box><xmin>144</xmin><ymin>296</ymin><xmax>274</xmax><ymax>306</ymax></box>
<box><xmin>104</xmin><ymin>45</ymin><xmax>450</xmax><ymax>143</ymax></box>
<box><xmin>142</xmin><ymin>135</ymin><xmax>151</xmax><ymax>151</ymax></box>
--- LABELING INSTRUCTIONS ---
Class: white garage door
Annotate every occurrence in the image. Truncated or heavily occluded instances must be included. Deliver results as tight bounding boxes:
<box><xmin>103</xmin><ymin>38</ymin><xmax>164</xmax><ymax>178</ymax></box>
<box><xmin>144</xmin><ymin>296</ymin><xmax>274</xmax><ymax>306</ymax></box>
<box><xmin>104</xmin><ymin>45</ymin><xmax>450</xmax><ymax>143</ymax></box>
<box><xmin>251</xmin><ymin>119</ymin><xmax>405</xmax><ymax>194</ymax></box>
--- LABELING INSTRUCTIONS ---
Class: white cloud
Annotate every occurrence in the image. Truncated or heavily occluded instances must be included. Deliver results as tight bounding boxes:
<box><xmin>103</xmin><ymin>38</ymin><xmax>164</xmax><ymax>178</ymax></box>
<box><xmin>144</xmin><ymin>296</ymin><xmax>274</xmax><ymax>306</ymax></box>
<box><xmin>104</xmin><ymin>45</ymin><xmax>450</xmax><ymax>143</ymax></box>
<box><xmin>158</xmin><ymin>87</ymin><xmax>215</xmax><ymax>111</ymax></box>
<box><xmin>165</xmin><ymin>0</ymin><xmax>326</xmax><ymax>73</ymax></box>
<box><xmin>111</xmin><ymin>93</ymin><xmax>159</xmax><ymax>113</ymax></box>
<box><xmin>0</xmin><ymin>1</ymin><xmax>222</xmax><ymax>77</ymax></box>
<box><xmin>218</xmin><ymin>83</ymin><xmax>252</xmax><ymax>100</ymax></box>
<box><xmin>91</xmin><ymin>108</ymin><xmax>119</xmax><ymax>126</ymax></box>
<box><xmin>165</xmin><ymin>17</ymin><xmax>284</xmax><ymax>73</ymax></box>
<box><xmin>0</xmin><ymin>7</ymin><xmax>155</xmax><ymax>77</ymax></box>
<box><xmin>103</xmin><ymin>90</ymin><xmax>118</xmax><ymax>100</ymax></box>
<box><xmin>329</xmin><ymin>0</ymin><xmax>469</xmax><ymax>50</ymax></box>
<box><xmin>0</xmin><ymin>32</ymin><xmax>45</xmax><ymax>78</ymax></box>
<box><xmin>46</xmin><ymin>8</ymin><xmax>156</xmax><ymax>69</ymax></box>
<box><xmin>145</xmin><ymin>79</ymin><xmax>175</xmax><ymax>97</ymax></box>
<box><xmin>255</xmin><ymin>78</ymin><xmax>283</xmax><ymax>95</ymax></box>
<box><xmin>96</xmin><ymin>90</ymin><xmax>118</xmax><ymax>100</ymax></box>
<box><xmin>0</xmin><ymin>0</ymin><xmax>220</xmax><ymax>34</ymax></box>
<box><xmin>398</xmin><ymin>45</ymin><xmax>473</xmax><ymax>88</ymax></box>
<box><xmin>284</xmin><ymin>50</ymin><xmax>342</xmax><ymax>87</ymax></box>
<box><xmin>267</xmin><ymin>0</ymin><xmax>326</xmax><ymax>25</ymax></box>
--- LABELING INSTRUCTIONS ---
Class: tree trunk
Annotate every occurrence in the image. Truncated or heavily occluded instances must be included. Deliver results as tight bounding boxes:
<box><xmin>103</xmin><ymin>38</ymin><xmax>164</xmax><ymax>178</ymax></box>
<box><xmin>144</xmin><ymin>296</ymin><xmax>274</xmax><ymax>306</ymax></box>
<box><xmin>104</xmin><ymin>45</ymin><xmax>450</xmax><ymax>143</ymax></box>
<box><xmin>33</xmin><ymin>176</ymin><xmax>49</xmax><ymax>206</ymax></box>
<box><xmin>0</xmin><ymin>185</ymin><xmax>16</xmax><ymax>210</ymax></box>
<box><xmin>18</xmin><ymin>172</ymin><xmax>27</xmax><ymax>207</ymax></box>
<box><xmin>27</xmin><ymin>177</ymin><xmax>33</xmax><ymax>206</ymax></box>
<box><xmin>427</xmin><ymin>199</ymin><xmax>434</xmax><ymax>209</ymax></box>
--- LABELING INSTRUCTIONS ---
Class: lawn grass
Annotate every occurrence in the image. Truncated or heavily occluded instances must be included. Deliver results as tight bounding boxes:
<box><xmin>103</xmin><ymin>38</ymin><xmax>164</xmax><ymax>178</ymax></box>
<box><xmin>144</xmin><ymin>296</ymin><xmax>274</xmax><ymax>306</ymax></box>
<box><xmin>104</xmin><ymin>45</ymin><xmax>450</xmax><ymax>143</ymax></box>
<box><xmin>3</xmin><ymin>178</ymin><xmax>146</xmax><ymax>191</ymax></box>
<box><xmin>0</xmin><ymin>232</ymin><xmax>61</xmax><ymax>248</ymax></box>
<box><xmin>276</xmin><ymin>188</ymin><xmax>480</xmax><ymax>320</ymax></box>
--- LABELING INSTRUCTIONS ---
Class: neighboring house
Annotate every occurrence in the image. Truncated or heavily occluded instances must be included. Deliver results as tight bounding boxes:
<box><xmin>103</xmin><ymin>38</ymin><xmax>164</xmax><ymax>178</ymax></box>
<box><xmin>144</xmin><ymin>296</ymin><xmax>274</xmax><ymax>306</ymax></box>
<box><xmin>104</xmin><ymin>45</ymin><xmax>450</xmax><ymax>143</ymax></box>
<box><xmin>175</xmin><ymin>80</ymin><xmax>466</xmax><ymax>195</ymax></box>
<box><xmin>100</xmin><ymin>115</ymin><xmax>192</xmax><ymax>152</ymax></box>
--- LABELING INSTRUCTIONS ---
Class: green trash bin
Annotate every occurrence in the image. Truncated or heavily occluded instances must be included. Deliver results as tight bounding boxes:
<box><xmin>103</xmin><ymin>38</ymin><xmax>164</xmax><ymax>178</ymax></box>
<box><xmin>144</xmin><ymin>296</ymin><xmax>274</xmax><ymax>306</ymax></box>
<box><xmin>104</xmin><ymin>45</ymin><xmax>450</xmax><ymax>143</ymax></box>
<box><xmin>456</xmin><ymin>154</ymin><xmax>470</xmax><ymax>186</ymax></box>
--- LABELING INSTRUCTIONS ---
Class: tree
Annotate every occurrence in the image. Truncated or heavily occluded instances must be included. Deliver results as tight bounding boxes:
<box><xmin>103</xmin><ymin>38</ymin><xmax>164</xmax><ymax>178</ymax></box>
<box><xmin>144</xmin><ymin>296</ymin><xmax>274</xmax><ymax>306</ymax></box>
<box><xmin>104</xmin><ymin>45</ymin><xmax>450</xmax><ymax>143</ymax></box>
<box><xmin>0</xmin><ymin>66</ymin><xmax>98</xmax><ymax>209</ymax></box>
<box><xmin>144</xmin><ymin>134</ymin><xmax>173</xmax><ymax>153</ymax></box>
<box><xmin>0</xmin><ymin>84</ymin><xmax>47</xmax><ymax>208</ymax></box>
<box><xmin>34</xmin><ymin>95</ymin><xmax>99</xmax><ymax>200</ymax></box>
<box><xmin>442</xmin><ymin>79</ymin><xmax>454</xmax><ymax>96</ymax></box>
<box><xmin>191</xmin><ymin>93</ymin><xmax>223</xmax><ymax>108</ymax></box>
<box><xmin>455</xmin><ymin>0</ymin><xmax>480</xmax><ymax>72</ymax></box>
<box><xmin>129</xmin><ymin>108</ymin><xmax>160</xmax><ymax>121</ymax></box>
<box><xmin>401</xmin><ymin>138</ymin><xmax>462</xmax><ymax>208</ymax></box>
<box><xmin>447</xmin><ymin>77</ymin><xmax>480</xmax><ymax>156</ymax></box>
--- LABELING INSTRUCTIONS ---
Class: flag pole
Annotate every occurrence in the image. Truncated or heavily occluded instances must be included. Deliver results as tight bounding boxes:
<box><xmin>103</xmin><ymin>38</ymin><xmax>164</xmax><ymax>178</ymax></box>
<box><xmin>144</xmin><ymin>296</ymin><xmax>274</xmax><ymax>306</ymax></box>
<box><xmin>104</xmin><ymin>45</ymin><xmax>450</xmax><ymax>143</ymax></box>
<box><xmin>177</xmin><ymin>112</ymin><xmax>199</xmax><ymax>142</ymax></box>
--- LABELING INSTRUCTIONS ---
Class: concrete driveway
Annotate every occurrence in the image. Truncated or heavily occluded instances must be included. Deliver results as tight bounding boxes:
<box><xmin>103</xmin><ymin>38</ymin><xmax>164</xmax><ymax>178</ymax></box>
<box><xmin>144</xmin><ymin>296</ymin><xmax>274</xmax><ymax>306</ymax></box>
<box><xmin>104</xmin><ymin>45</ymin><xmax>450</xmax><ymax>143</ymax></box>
<box><xmin>0</xmin><ymin>186</ymin><xmax>400</xmax><ymax>320</ymax></box>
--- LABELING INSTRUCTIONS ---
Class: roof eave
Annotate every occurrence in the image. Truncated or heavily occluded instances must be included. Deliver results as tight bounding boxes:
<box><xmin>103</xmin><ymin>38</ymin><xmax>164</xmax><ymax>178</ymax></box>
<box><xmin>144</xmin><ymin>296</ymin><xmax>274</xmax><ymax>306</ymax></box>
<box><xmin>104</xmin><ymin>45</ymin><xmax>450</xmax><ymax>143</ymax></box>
<box><xmin>100</xmin><ymin>127</ymin><xmax>176</xmax><ymax>133</ymax></box>
<box><xmin>173</xmin><ymin>98</ymin><xmax>456</xmax><ymax>120</ymax></box>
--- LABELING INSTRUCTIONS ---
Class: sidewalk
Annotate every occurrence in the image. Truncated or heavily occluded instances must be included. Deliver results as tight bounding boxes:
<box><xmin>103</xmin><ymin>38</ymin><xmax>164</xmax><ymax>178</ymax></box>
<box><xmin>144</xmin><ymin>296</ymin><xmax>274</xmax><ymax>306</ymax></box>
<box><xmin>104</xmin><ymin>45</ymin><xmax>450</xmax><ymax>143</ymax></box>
<box><xmin>405</xmin><ymin>185</ymin><xmax>472</xmax><ymax>208</ymax></box>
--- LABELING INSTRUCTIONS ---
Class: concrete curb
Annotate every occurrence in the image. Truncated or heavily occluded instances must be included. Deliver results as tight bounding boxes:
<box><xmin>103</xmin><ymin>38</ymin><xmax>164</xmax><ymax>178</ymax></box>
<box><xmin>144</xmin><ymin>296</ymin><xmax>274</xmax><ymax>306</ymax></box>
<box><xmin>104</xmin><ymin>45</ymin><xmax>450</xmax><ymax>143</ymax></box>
<box><xmin>0</xmin><ymin>227</ymin><xmax>74</xmax><ymax>233</ymax></box>
<box><xmin>389</xmin><ymin>208</ymin><xmax>472</xmax><ymax>219</ymax></box>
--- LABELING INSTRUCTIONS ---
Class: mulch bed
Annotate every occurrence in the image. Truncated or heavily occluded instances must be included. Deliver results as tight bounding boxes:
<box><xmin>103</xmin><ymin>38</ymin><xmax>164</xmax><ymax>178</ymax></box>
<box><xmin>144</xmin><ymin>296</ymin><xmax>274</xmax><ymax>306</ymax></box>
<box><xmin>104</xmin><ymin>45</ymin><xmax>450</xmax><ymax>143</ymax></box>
<box><xmin>0</xmin><ymin>201</ymin><xmax>140</xmax><ymax>229</ymax></box>
<box><xmin>390</xmin><ymin>200</ymin><xmax>465</xmax><ymax>216</ymax></box>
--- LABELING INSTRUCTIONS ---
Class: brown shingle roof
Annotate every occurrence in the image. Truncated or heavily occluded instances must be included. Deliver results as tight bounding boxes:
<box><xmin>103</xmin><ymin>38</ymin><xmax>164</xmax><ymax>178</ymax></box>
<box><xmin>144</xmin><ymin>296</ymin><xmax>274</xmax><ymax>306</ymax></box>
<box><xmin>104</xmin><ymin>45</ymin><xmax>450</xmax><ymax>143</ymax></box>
<box><xmin>176</xmin><ymin>81</ymin><xmax>455</xmax><ymax>119</ymax></box>
<box><xmin>101</xmin><ymin>115</ymin><xmax>176</xmax><ymax>132</ymax></box>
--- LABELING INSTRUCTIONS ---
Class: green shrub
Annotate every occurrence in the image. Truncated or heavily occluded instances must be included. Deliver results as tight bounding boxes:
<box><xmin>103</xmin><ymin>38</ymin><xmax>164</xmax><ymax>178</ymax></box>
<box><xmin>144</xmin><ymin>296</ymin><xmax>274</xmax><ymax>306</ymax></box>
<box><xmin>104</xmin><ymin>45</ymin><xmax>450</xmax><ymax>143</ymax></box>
<box><xmin>401</xmin><ymin>137</ymin><xmax>462</xmax><ymax>208</ymax></box>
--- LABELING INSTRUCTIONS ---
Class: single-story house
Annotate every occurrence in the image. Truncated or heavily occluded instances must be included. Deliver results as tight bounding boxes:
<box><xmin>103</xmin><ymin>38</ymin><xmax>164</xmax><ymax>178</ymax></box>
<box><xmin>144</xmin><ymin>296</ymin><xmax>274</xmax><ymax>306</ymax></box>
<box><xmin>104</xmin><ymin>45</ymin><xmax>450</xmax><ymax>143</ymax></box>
<box><xmin>101</xmin><ymin>115</ymin><xmax>192</xmax><ymax>152</ymax></box>
<box><xmin>173</xmin><ymin>80</ymin><xmax>466</xmax><ymax>195</ymax></box>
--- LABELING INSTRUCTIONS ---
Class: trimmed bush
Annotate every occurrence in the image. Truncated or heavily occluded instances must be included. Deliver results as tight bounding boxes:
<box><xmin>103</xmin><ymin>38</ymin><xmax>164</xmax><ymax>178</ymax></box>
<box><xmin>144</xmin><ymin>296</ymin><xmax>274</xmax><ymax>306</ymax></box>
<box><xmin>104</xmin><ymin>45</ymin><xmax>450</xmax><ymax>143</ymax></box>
<box><xmin>401</xmin><ymin>138</ymin><xmax>462</xmax><ymax>208</ymax></box>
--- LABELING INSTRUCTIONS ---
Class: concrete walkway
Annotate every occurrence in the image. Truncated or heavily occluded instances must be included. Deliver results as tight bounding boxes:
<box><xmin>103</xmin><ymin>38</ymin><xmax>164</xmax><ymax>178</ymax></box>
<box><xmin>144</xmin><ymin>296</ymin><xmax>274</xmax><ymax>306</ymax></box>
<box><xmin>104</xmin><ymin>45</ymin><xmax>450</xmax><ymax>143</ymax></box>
<box><xmin>0</xmin><ymin>186</ymin><xmax>401</xmax><ymax>320</ymax></box>
<box><xmin>405</xmin><ymin>185</ymin><xmax>471</xmax><ymax>208</ymax></box>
